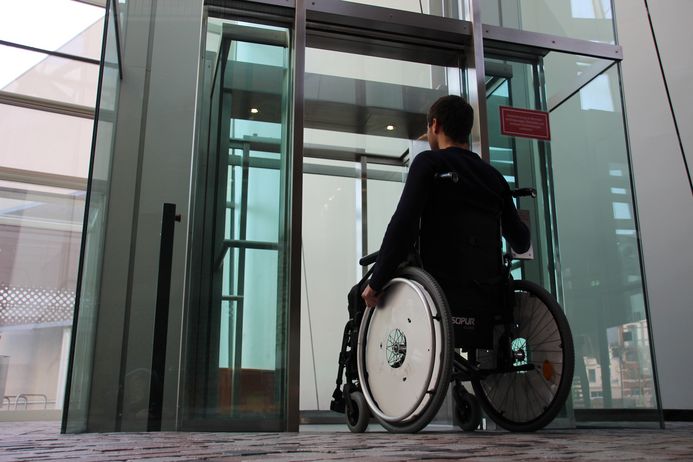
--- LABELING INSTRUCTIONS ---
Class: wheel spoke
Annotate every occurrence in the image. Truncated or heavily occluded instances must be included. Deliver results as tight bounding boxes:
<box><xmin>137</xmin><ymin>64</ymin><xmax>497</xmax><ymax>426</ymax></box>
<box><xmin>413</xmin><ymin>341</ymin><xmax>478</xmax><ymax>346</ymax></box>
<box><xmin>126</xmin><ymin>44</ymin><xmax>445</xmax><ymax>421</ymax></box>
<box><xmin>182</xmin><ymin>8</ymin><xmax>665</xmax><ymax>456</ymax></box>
<box><xmin>529</xmin><ymin>324</ymin><xmax>560</xmax><ymax>349</ymax></box>
<box><xmin>524</xmin><ymin>309</ymin><xmax>555</xmax><ymax>344</ymax></box>
<box><xmin>519</xmin><ymin>294</ymin><xmax>546</xmax><ymax>340</ymax></box>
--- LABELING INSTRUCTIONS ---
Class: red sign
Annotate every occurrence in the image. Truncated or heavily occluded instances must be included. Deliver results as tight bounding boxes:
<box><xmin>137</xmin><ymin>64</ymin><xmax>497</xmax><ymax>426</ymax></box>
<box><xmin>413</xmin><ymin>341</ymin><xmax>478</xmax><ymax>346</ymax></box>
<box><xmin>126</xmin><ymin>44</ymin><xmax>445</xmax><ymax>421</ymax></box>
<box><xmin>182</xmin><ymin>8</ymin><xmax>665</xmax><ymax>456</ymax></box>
<box><xmin>499</xmin><ymin>106</ymin><xmax>551</xmax><ymax>141</ymax></box>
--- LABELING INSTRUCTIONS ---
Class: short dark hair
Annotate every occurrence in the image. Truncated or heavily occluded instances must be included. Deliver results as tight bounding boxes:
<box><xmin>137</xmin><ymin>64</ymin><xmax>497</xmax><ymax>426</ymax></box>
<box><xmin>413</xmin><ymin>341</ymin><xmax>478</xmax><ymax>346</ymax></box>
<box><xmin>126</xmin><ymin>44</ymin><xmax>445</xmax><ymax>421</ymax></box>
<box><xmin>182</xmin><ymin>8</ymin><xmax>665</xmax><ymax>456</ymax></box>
<box><xmin>426</xmin><ymin>95</ymin><xmax>474</xmax><ymax>144</ymax></box>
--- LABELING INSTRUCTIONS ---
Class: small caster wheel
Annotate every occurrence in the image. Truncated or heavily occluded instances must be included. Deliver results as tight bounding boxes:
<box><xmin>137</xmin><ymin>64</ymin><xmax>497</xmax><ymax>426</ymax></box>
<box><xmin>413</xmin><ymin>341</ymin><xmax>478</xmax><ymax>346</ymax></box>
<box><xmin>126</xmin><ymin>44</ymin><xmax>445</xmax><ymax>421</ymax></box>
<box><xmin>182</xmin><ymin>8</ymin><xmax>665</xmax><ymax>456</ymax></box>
<box><xmin>346</xmin><ymin>391</ymin><xmax>369</xmax><ymax>433</ymax></box>
<box><xmin>453</xmin><ymin>386</ymin><xmax>481</xmax><ymax>432</ymax></box>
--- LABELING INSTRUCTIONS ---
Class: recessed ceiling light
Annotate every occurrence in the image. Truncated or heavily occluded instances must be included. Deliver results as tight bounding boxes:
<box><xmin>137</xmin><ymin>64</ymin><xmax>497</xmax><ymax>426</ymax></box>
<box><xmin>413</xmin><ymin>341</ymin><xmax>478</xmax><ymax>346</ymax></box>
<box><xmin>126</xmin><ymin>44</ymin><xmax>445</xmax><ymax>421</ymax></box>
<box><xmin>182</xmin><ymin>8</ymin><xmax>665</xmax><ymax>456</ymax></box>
<box><xmin>386</xmin><ymin>125</ymin><xmax>395</xmax><ymax>131</ymax></box>
<box><xmin>250</xmin><ymin>108</ymin><xmax>259</xmax><ymax>114</ymax></box>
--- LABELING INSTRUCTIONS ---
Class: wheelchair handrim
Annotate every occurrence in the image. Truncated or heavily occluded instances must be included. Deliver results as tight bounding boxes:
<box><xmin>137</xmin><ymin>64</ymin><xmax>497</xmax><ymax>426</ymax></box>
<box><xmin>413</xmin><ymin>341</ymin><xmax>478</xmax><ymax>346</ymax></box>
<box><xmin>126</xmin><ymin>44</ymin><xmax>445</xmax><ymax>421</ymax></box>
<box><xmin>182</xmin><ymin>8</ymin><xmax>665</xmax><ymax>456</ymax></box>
<box><xmin>357</xmin><ymin>278</ymin><xmax>437</xmax><ymax>423</ymax></box>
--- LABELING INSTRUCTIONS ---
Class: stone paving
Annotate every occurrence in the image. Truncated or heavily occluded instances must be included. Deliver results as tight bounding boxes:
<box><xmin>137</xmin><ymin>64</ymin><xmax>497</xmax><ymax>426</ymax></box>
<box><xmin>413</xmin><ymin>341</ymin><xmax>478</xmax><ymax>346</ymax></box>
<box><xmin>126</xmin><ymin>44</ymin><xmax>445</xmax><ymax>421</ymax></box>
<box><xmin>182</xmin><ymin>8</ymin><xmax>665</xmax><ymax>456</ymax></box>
<box><xmin>0</xmin><ymin>421</ymin><xmax>692</xmax><ymax>461</ymax></box>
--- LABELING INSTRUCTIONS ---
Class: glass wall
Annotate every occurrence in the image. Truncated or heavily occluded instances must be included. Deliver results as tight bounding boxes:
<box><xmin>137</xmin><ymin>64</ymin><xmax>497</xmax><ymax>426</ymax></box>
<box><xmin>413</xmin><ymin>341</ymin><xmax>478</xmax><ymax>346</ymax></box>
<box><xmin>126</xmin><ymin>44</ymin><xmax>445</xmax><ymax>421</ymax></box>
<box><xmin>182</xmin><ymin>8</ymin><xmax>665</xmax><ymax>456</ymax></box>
<box><xmin>0</xmin><ymin>0</ymin><xmax>105</xmax><ymax>418</ymax></box>
<box><xmin>548</xmin><ymin>64</ymin><xmax>655</xmax><ymax>411</ymax></box>
<box><xmin>42</xmin><ymin>0</ymin><xmax>656</xmax><ymax>432</ymax></box>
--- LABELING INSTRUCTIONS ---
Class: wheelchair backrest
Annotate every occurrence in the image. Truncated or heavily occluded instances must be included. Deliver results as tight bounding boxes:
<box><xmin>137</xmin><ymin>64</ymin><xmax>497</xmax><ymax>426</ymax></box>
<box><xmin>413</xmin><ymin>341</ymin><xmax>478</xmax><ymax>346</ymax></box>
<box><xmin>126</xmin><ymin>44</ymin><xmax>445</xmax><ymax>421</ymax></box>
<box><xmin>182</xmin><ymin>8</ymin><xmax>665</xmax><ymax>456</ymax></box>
<box><xmin>422</xmin><ymin>176</ymin><xmax>506</xmax><ymax>350</ymax></box>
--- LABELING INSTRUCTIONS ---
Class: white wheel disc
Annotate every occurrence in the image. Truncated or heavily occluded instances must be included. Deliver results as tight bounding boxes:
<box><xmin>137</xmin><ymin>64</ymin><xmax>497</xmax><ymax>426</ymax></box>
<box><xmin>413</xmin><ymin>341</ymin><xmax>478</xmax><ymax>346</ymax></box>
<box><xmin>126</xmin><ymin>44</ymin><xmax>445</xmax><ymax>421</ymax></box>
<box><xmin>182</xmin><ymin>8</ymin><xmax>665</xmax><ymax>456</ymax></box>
<box><xmin>358</xmin><ymin>278</ymin><xmax>438</xmax><ymax>422</ymax></box>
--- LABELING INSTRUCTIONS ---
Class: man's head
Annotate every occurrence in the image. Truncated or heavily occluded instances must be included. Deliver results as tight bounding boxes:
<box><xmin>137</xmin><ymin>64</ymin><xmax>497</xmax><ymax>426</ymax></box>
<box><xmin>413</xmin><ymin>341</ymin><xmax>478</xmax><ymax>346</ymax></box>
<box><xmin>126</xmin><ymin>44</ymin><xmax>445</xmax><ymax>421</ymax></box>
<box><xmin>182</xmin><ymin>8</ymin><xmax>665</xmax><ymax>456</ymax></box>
<box><xmin>426</xmin><ymin>95</ymin><xmax>474</xmax><ymax>150</ymax></box>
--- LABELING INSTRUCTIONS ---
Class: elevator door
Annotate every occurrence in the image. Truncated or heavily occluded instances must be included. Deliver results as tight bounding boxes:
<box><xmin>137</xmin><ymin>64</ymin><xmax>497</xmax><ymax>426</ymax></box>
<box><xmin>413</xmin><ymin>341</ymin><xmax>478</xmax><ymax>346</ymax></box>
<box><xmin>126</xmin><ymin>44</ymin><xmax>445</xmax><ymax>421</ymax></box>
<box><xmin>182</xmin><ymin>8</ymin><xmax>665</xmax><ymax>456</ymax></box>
<box><xmin>297</xmin><ymin>38</ymin><xmax>467</xmax><ymax>416</ymax></box>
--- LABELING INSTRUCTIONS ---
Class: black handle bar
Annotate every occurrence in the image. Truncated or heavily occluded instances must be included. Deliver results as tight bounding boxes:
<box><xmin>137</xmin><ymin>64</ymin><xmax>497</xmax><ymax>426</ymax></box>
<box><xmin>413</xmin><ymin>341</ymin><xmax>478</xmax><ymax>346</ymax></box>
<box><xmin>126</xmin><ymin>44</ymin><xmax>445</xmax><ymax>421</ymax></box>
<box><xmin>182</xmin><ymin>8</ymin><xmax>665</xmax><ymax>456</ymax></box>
<box><xmin>511</xmin><ymin>187</ymin><xmax>537</xmax><ymax>198</ymax></box>
<box><xmin>435</xmin><ymin>172</ymin><xmax>536</xmax><ymax>200</ymax></box>
<box><xmin>434</xmin><ymin>172</ymin><xmax>459</xmax><ymax>183</ymax></box>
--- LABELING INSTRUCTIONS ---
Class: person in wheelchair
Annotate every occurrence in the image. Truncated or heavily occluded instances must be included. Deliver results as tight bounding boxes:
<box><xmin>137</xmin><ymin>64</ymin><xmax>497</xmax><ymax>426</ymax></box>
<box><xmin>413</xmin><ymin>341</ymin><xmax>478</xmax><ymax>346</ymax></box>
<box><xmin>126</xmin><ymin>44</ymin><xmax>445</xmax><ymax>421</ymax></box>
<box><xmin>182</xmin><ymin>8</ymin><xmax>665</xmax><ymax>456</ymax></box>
<box><xmin>334</xmin><ymin>95</ymin><xmax>574</xmax><ymax>434</ymax></box>
<box><xmin>361</xmin><ymin>95</ymin><xmax>530</xmax><ymax>311</ymax></box>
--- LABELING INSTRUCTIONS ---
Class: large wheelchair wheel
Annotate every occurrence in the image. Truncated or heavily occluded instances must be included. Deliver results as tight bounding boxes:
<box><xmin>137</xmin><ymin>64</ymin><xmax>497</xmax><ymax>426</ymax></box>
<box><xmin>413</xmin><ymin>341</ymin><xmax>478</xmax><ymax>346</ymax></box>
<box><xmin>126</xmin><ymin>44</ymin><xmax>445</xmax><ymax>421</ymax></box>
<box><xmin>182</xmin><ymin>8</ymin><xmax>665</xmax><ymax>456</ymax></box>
<box><xmin>470</xmin><ymin>279</ymin><xmax>574</xmax><ymax>432</ymax></box>
<box><xmin>357</xmin><ymin>267</ymin><xmax>453</xmax><ymax>433</ymax></box>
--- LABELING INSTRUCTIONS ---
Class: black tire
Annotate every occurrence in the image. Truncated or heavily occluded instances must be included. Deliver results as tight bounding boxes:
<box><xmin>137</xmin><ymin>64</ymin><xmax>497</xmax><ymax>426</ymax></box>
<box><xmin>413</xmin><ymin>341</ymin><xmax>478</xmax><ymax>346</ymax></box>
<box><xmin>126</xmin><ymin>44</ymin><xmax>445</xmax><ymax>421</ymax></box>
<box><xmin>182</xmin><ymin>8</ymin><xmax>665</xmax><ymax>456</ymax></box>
<box><xmin>361</xmin><ymin>266</ymin><xmax>453</xmax><ymax>433</ymax></box>
<box><xmin>346</xmin><ymin>391</ymin><xmax>369</xmax><ymax>433</ymax></box>
<box><xmin>453</xmin><ymin>386</ymin><xmax>481</xmax><ymax>432</ymax></box>
<box><xmin>470</xmin><ymin>279</ymin><xmax>574</xmax><ymax>432</ymax></box>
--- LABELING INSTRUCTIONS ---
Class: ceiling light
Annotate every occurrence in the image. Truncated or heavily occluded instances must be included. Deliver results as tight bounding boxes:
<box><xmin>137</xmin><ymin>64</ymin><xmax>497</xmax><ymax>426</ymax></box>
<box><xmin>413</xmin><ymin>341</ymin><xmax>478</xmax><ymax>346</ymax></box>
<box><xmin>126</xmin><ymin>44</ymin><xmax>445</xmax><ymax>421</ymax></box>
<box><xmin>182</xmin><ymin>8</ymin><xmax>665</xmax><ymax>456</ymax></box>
<box><xmin>386</xmin><ymin>125</ymin><xmax>395</xmax><ymax>131</ymax></box>
<box><xmin>250</xmin><ymin>108</ymin><xmax>259</xmax><ymax>114</ymax></box>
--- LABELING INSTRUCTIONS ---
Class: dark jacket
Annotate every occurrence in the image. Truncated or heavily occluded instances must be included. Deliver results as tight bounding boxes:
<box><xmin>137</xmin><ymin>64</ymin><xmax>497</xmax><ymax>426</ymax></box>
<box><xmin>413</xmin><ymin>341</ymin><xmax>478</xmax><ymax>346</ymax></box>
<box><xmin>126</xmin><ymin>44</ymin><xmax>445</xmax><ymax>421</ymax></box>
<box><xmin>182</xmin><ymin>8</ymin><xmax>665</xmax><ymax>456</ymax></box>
<box><xmin>369</xmin><ymin>146</ymin><xmax>530</xmax><ymax>312</ymax></box>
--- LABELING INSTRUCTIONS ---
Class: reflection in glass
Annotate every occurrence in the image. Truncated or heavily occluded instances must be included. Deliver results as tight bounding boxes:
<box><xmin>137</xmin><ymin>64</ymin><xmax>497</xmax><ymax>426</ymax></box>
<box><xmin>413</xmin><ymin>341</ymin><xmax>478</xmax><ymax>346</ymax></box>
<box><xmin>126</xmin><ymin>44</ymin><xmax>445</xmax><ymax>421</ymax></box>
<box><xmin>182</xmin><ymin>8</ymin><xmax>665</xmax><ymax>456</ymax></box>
<box><xmin>0</xmin><ymin>184</ymin><xmax>84</xmax><ymax>413</ymax></box>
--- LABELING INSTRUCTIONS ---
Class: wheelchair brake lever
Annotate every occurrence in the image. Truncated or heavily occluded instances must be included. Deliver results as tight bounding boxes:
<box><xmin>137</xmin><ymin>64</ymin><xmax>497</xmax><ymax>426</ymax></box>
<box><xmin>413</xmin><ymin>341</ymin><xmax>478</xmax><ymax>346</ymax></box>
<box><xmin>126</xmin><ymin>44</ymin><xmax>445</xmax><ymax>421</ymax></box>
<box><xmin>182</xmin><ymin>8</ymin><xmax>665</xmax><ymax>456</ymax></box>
<box><xmin>510</xmin><ymin>187</ymin><xmax>536</xmax><ymax>198</ymax></box>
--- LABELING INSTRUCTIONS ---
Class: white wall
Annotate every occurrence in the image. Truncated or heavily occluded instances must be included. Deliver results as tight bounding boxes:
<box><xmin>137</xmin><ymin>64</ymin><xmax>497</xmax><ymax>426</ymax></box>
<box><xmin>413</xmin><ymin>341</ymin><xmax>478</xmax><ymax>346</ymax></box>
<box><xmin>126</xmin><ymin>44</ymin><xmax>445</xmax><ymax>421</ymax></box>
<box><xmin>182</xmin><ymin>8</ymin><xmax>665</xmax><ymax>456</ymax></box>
<box><xmin>615</xmin><ymin>0</ymin><xmax>693</xmax><ymax>410</ymax></box>
<box><xmin>299</xmin><ymin>170</ymin><xmax>404</xmax><ymax>410</ymax></box>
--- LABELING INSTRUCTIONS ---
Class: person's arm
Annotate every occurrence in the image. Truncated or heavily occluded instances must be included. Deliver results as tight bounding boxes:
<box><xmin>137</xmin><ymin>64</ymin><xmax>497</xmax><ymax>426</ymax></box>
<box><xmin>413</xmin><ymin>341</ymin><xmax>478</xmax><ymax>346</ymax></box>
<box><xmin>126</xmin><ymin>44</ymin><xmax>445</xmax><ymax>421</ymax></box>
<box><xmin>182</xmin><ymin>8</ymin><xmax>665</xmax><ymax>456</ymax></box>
<box><xmin>367</xmin><ymin>154</ymin><xmax>435</xmax><ymax>292</ymax></box>
<box><xmin>501</xmin><ymin>192</ymin><xmax>531</xmax><ymax>254</ymax></box>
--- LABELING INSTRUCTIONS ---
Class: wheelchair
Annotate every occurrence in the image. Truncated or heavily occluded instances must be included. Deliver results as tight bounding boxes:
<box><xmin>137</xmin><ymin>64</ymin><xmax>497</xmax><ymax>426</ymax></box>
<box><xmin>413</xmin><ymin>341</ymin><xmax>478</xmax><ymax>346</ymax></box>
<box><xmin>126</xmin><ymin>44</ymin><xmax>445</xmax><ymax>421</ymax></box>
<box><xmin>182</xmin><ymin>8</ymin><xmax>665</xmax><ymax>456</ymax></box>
<box><xmin>330</xmin><ymin>188</ymin><xmax>575</xmax><ymax>434</ymax></box>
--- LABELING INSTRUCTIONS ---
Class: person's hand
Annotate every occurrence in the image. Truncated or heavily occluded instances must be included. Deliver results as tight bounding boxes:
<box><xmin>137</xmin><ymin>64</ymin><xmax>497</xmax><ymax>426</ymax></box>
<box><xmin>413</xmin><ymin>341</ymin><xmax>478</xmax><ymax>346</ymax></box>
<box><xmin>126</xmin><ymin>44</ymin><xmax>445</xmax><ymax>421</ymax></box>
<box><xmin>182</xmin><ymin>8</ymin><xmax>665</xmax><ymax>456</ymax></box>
<box><xmin>361</xmin><ymin>284</ymin><xmax>381</xmax><ymax>308</ymax></box>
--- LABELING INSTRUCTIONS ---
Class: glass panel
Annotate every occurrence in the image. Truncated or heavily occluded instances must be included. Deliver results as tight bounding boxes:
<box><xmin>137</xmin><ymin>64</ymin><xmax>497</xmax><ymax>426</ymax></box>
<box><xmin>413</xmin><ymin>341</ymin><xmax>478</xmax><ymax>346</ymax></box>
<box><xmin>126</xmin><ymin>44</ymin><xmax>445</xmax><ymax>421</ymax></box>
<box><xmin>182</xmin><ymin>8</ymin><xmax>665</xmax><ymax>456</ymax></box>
<box><xmin>548</xmin><ymin>65</ymin><xmax>656</xmax><ymax>410</ymax></box>
<box><xmin>543</xmin><ymin>53</ymin><xmax>613</xmax><ymax>112</ymax></box>
<box><xmin>184</xmin><ymin>20</ymin><xmax>291</xmax><ymax>430</ymax></box>
<box><xmin>63</xmin><ymin>0</ymin><xmax>118</xmax><ymax>433</ymax></box>
<box><xmin>300</xmin><ymin>44</ymin><xmax>462</xmax><ymax>411</ymax></box>
<box><xmin>0</xmin><ymin>105</ymin><xmax>93</xmax><ymax>178</ymax></box>
<box><xmin>341</xmin><ymin>0</ymin><xmax>467</xmax><ymax>19</ymax></box>
<box><xmin>0</xmin><ymin>0</ymin><xmax>104</xmax><ymax>60</ymax></box>
<box><xmin>0</xmin><ymin>45</ymin><xmax>99</xmax><ymax>107</ymax></box>
<box><xmin>481</xmin><ymin>0</ymin><xmax>615</xmax><ymax>44</ymax></box>
<box><xmin>0</xmin><ymin>183</ymin><xmax>84</xmax><ymax>414</ymax></box>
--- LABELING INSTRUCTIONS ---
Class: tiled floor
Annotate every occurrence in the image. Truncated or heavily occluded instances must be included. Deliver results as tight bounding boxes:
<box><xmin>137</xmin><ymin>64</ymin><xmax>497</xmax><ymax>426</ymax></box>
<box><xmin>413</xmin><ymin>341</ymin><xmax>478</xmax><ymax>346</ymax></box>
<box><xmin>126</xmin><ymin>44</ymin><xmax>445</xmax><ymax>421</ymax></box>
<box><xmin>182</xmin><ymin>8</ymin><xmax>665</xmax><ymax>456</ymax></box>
<box><xmin>0</xmin><ymin>421</ymin><xmax>692</xmax><ymax>461</ymax></box>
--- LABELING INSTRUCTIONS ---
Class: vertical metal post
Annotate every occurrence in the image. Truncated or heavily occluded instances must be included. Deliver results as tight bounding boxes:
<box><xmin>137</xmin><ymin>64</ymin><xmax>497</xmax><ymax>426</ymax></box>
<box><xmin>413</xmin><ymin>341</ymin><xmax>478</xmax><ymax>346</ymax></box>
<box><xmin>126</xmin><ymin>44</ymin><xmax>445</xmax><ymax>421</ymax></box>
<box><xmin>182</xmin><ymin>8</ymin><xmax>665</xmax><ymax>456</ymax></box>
<box><xmin>465</xmin><ymin>0</ymin><xmax>490</xmax><ymax>162</ymax></box>
<box><xmin>286</xmin><ymin>0</ymin><xmax>306</xmax><ymax>432</ymax></box>
<box><xmin>360</xmin><ymin>156</ymin><xmax>368</xmax><ymax>277</ymax></box>
<box><xmin>533</xmin><ymin>58</ymin><xmax>561</xmax><ymax>298</ymax></box>
<box><xmin>227</xmin><ymin>146</ymin><xmax>236</xmax><ymax>403</ymax></box>
<box><xmin>148</xmin><ymin>202</ymin><xmax>180</xmax><ymax>431</ymax></box>
<box><xmin>231</xmin><ymin>142</ymin><xmax>251</xmax><ymax>415</ymax></box>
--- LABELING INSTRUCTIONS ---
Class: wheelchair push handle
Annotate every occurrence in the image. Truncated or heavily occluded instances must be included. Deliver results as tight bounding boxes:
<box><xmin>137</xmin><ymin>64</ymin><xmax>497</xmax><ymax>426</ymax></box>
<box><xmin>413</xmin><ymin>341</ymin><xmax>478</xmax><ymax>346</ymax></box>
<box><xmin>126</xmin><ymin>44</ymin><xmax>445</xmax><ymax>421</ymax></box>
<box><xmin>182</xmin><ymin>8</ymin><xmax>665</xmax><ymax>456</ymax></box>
<box><xmin>359</xmin><ymin>250</ymin><xmax>379</xmax><ymax>266</ymax></box>
<box><xmin>510</xmin><ymin>187</ymin><xmax>537</xmax><ymax>198</ymax></box>
<box><xmin>434</xmin><ymin>172</ymin><xmax>459</xmax><ymax>183</ymax></box>
<box><xmin>435</xmin><ymin>171</ymin><xmax>536</xmax><ymax>200</ymax></box>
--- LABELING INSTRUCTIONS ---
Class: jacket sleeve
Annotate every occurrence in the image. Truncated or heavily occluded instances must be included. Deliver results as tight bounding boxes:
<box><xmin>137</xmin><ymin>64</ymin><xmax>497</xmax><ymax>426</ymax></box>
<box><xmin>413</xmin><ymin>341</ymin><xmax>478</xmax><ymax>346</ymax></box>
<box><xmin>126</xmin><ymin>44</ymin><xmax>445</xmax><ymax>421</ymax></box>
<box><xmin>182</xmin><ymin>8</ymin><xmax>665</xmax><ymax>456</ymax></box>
<box><xmin>369</xmin><ymin>154</ymin><xmax>435</xmax><ymax>291</ymax></box>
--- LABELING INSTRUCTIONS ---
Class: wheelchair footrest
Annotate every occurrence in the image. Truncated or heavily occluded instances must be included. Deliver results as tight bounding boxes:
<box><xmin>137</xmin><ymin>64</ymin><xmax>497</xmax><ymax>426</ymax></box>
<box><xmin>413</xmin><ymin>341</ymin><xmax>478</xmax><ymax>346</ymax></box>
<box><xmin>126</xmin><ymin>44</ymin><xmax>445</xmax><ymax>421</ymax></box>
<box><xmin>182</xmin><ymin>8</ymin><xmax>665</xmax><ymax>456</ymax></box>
<box><xmin>330</xmin><ymin>386</ymin><xmax>345</xmax><ymax>413</ymax></box>
<box><xmin>330</xmin><ymin>399</ymin><xmax>345</xmax><ymax>414</ymax></box>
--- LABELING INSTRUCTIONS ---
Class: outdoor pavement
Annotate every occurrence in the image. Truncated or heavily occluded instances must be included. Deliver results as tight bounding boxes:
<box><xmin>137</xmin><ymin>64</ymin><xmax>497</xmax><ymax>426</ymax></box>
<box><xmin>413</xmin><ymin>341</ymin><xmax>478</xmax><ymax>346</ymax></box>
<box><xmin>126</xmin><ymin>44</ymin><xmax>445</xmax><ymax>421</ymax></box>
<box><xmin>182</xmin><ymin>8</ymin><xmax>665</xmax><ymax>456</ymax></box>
<box><xmin>0</xmin><ymin>421</ymin><xmax>692</xmax><ymax>461</ymax></box>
